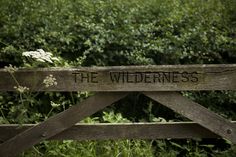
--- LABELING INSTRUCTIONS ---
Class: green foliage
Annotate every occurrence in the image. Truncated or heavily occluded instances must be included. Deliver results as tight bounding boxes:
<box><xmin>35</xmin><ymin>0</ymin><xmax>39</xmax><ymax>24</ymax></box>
<box><xmin>22</xmin><ymin>140</ymin><xmax>154</xmax><ymax>157</ymax></box>
<box><xmin>183</xmin><ymin>91</ymin><xmax>236</xmax><ymax>120</ymax></box>
<box><xmin>21</xmin><ymin>112</ymin><xmax>154</xmax><ymax>157</ymax></box>
<box><xmin>0</xmin><ymin>0</ymin><xmax>235</xmax><ymax>66</ymax></box>
<box><xmin>20</xmin><ymin>112</ymin><xmax>225</xmax><ymax>157</ymax></box>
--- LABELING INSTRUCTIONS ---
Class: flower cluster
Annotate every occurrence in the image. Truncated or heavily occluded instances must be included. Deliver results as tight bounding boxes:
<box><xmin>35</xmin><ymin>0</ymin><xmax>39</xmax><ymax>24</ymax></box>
<box><xmin>50</xmin><ymin>101</ymin><xmax>61</xmax><ymax>108</ymax></box>
<box><xmin>43</xmin><ymin>74</ymin><xmax>57</xmax><ymax>88</ymax></box>
<box><xmin>22</xmin><ymin>49</ymin><xmax>58</xmax><ymax>63</ymax></box>
<box><xmin>4</xmin><ymin>64</ymin><xmax>18</xmax><ymax>73</ymax></box>
<box><xmin>14</xmin><ymin>85</ymin><xmax>29</xmax><ymax>93</ymax></box>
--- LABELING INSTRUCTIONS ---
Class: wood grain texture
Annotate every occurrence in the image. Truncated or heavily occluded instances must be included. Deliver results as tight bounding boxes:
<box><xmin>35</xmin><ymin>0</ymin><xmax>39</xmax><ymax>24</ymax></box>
<box><xmin>143</xmin><ymin>92</ymin><xmax>236</xmax><ymax>144</ymax></box>
<box><xmin>0</xmin><ymin>64</ymin><xmax>235</xmax><ymax>91</ymax></box>
<box><xmin>0</xmin><ymin>92</ymin><xmax>128</xmax><ymax>157</ymax></box>
<box><xmin>1</xmin><ymin>122</ymin><xmax>229</xmax><ymax>142</ymax></box>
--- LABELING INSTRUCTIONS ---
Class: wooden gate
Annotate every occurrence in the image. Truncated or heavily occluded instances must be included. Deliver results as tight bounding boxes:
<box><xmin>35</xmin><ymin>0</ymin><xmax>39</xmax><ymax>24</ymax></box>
<box><xmin>0</xmin><ymin>64</ymin><xmax>235</xmax><ymax>156</ymax></box>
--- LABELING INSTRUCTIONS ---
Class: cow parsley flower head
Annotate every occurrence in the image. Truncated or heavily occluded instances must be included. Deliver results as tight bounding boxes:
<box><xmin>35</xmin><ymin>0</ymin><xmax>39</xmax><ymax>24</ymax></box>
<box><xmin>50</xmin><ymin>101</ymin><xmax>61</xmax><ymax>108</ymax></box>
<box><xmin>22</xmin><ymin>49</ymin><xmax>59</xmax><ymax>63</ymax></box>
<box><xmin>43</xmin><ymin>74</ymin><xmax>57</xmax><ymax>88</ymax></box>
<box><xmin>4</xmin><ymin>64</ymin><xmax>18</xmax><ymax>73</ymax></box>
<box><xmin>14</xmin><ymin>85</ymin><xmax>29</xmax><ymax>93</ymax></box>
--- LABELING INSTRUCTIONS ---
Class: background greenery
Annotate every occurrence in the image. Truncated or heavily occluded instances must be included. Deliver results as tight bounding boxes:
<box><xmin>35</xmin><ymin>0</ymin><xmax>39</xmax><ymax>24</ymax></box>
<box><xmin>0</xmin><ymin>0</ymin><xmax>236</xmax><ymax>156</ymax></box>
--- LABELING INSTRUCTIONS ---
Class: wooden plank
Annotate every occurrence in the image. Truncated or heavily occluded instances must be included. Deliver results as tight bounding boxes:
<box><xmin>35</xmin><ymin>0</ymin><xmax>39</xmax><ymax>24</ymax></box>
<box><xmin>0</xmin><ymin>122</ymin><xmax>226</xmax><ymax>142</ymax></box>
<box><xmin>143</xmin><ymin>92</ymin><xmax>236</xmax><ymax>143</ymax></box>
<box><xmin>0</xmin><ymin>64</ymin><xmax>235</xmax><ymax>91</ymax></box>
<box><xmin>0</xmin><ymin>92</ymin><xmax>128</xmax><ymax>157</ymax></box>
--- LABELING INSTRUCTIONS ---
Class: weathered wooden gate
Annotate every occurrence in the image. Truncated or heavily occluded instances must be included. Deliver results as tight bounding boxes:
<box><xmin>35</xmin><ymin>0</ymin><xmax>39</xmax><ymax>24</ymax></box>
<box><xmin>0</xmin><ymin>64</ymin><xmax>235</xmax><ymax>156</ymax></box>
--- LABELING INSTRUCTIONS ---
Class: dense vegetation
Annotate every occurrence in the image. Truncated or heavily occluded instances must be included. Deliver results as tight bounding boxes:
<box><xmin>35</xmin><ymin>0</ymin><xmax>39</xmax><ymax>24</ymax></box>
<box><xmin>0</xmin><ymin>0</ymin><xmax>235</xmax><ymax>156</ymax></box>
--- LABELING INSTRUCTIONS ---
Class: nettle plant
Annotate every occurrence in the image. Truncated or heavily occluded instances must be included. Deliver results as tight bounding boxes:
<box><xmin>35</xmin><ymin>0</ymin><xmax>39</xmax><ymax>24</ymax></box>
<box><xmin>1</xmin><ymin>49</ymin><xmax>61</xmax><ymax>124</ymax></box>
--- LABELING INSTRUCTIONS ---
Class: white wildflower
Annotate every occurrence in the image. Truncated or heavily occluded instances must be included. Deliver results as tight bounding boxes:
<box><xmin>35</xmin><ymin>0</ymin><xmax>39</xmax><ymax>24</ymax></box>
<box><xmin>22</xmin><ymin>49</ymin><xmax>59</xmax><ymax>63</ymax></box>
<box><xmin>43</xmin><ymin>74</ymin><xmax>57</xmax><ymax>88</ymax></box>
<box><xmin>4</xmin><ymin>64</ymin><xmax>18</xmax><ymax>73</ymax></box>
<box><xmin>50</xmin><ymin>101</ymin><xmax>61</xmax><ymax>108</ymax></box>
<box><xmin>14</xmin><ymin>86</ymin><xmax>29</xmax><ymax>93</ymax></box>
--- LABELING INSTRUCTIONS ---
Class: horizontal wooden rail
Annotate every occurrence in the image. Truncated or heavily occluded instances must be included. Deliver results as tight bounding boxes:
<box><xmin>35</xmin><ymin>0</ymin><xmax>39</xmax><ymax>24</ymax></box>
<box><xmin>1</xmin><ymin>122</ymin><xmax>234</xmax><ymax>142</ymax></box>
<box><xmin>0</xmin><ymin>64</ymin><xmax>235</xmax><ymax>91</ymax></box>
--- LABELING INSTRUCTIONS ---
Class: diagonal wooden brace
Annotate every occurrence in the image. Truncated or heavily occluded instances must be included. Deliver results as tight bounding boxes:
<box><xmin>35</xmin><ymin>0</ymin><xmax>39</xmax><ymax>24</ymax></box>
<box><xmin>0</xmin><ymin>92</ymin><xmax>128</xmax><ymax>157</ymax></box>
<box><xmin>143</xmin><ymin>91</ymin><xmax>236</xmax><ymax>144</ymax></box>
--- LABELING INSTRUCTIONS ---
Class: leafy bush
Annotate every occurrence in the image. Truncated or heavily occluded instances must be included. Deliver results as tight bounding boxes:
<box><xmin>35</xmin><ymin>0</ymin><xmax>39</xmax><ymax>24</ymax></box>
<box><xmin>0</xmin><ymin>0</ymin><xmax>235</xmax><ymax>66</ymax></box>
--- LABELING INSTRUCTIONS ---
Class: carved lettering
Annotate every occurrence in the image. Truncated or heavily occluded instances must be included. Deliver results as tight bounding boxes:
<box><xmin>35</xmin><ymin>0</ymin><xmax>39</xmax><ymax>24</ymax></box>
<box><xmin>72</xmin><ymin>72</ymin><xmax>98</xmax><ymax>83</ymax></box>
<box><xmin>73</xmin><ymin>71</ymin><xmax>200</xmax><ymax>84</ymax></box>
<box><xmin>110</xmin><ymin>72</ymin><xmax>121</xmax><ymax>83</ymax></box>
<box><xmin>109</xmin><ymin>71</ymin><xmax>200</xmax><ymax>84</ymax></box>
